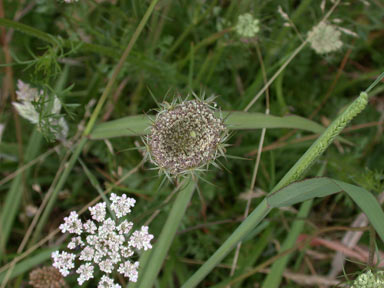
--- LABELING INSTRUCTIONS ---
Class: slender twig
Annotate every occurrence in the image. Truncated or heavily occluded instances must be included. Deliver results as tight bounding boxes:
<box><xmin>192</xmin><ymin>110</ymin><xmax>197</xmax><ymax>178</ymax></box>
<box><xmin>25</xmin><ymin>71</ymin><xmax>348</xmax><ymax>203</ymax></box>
<box><xmin>0</xmin><ymin>0</ymin><xmax>24</xmax><ymax>170</ymax></box>
<box><xmin>0</xmin><ymin>146</ymin><xmax>59</xmax><ymax>186</ymax></box>
<box><xmin>246</xmin><ymin>121</ymin><xmax>384</xmax><ymax>156</ymax></box>
<box><xmin>144</xmin><ymin>182</ymin><xmax>183</xmax><ymax>226</ymax></box>
<box><xmin>244</xmin><ymin>0</ymin><xmax>341</xmax><ymax>112</ymax></box>
<box><xmin>16</xmin><ymin>146</ymin><xmax>73</xmax><ymax>253</ymax></box>
<box><xmin>229</xmin><ymin>39</ymin><xmax>270</xmax><ymax>280</ymax></box>
<box><xmin>368</xmin><ymin>224</ymin><xmax>376</xmax><ymax>267</ymax></box>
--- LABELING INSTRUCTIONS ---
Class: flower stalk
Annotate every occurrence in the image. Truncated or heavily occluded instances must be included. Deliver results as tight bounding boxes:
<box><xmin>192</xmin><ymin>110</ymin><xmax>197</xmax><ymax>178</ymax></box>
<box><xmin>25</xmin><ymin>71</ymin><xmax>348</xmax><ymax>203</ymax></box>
<box><xmin>137</xmin><ymin>177</ymin><xmax>195</xmax><ymax>288</ymax></box>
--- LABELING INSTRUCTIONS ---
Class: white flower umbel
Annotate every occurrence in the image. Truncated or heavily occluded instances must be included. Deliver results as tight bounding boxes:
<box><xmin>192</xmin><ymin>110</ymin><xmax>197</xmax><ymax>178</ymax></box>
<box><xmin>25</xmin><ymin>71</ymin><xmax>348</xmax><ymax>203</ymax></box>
<box><xmin>76</xmin><ymin>263</ymin><xmax>94</xmax><ymax>285</ymax></box>
<box><xmin>68</xmin><ymin>236</ymin><xmax>84</xmax><ymax>249</ymax></box>
<box><xmin>98</xmin><ymin>275</ymin><xmax>121</xmax><ymax>288</ymax></box>
<box><xmin>351</xmin><ymin>270</ymin><xmax>384</xmax><ymax>288</ymax></box>
<box><xmin>117</xmin><ymin>261</ymin><xmax>139</xmax><ymax>282</ymax></box>
<box><xmin>12</xmin><ymin>80</ymin><xmax>68</xmax><ymax>140</ymax></box>
<box><xmin>235</xmin><ymin>13</ymin><xmax>260</xmax><ymax>38</ymax></box>
<box><xmin>59</xmin><ymin>211</ymin><xmax>83</xmax><ymax>235</ymax></box>
<box><xmin>307</xmin><ymin>22</ymin><xmax>342</xmax><ymax>54</ymax></box>
<box><xmin>52</xmin><ymin>193</ymin><xmax>154</xmax><ymax>286</ymax></box>
<box><xmin>89</xmin><ymin>202</ymin><xmax>107</xmax><ymax>222</ymax></box>
<box><xmin>129</xmin><ymin>226</ymin><xmax>153</xmax><ymax>251</ymax></box>
<box><xmin>110</xmin><ymin>193</ymin><xmax>136</xmax><ymax>218</ymax></box>
<box><xmin>51</xmin><ymin>251</ymin><xmax>76</xmax><ymax>277</ymax></box>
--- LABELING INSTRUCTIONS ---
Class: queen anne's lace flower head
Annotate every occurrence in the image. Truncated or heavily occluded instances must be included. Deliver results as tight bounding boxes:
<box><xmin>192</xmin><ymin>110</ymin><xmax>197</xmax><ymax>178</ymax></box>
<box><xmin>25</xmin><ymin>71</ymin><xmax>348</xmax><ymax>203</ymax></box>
<box><xmin>145</xmin><ymin>95</ymin><xmax>228</xmax><ymax>176</ymax></box>
<box><xmin>307</xmin><ymin>22</ymin><xmax>343</xmax><ymax>54</ymax></box>
<box><xmin>351</xmin><ymin>270</ymin><xmax>384</xmax><ymax>288</ymax></box>
<box><xmin>12</xmin><ymin>80</ymin><xmax>68</xmax><ymax>140</ymax></box>
<box><xmin>52</xmin><ymin>193</ymin><xmax>154</xmax><ymax>287</ymax></box>
<box><xmin>235</xmin><ymin>13</ymin><xmax>260</xmax><ymax>38</ymax></box>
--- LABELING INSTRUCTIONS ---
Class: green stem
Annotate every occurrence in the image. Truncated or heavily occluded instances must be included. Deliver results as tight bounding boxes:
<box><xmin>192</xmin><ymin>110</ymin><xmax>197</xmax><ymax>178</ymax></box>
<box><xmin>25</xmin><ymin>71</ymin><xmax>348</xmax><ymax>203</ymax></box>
<box><xmin>0</xmin><ymin>18</ymin><xmax>57</xmax><ymax>45</ymax></box>
<box><xmin>137</xmin><ymin>178</ymin><xmax>196</xmax><ymax>288</ymax></box>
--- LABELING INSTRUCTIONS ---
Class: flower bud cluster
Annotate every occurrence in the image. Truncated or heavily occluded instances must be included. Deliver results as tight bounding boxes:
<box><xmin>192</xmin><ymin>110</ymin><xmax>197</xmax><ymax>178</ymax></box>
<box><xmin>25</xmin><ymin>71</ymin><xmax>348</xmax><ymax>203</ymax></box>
<box><xmin>351</xmin><ymin>270</ymin><xmax>384</xmax><ymax>288</ymax></box>
<box><xmin>235</xmin><ymin>13</ymin><xmax>260</xmax><ymax>38</ymax></box>
<box><xmin>52</xmin><ymin>193</ymin><xmax>154</xmax><ymax>287</ymax></box>
<box><xmin>29</xmin><ymin>266</ymin><xmax>67</xmax><ymax>288</ymax></box>
<box><xmin>146</xmin><ymin>97</ymin><xmax>227</xmax><ymax>176</ymax></box>
<box><xmin>307</xmin><ymin>22</ymin><xmax>342</xmax><ymax>54</ymax></box>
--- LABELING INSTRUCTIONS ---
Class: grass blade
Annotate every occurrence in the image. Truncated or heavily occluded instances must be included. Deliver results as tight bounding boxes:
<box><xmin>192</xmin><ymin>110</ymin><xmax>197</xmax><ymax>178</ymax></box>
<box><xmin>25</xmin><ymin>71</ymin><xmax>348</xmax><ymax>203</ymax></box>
<box><xmin>208</xmin><ymin>177</ymin><xmax>384</xmax><ymax>287</ymax></box>
<box><xmin>0</xmin><ymin>130</ymin><xmax>42</xmax><ymax>261</ymax></box>
<box><xmin>334</xmin><ymin>180</ymin><xmax>384</xmax><ymax>243</ymax></box>
<box><xmin>90</xmin><ymin>111</ymin><xmax>325</xmax><ymax>139</ymax></box>
<box><xmin>267</xmin><ymin>177</ymin><xmax>340</xmax><ymax>207</ymax></box>
<box><xmin>91</xmin><ymin>115</ymin><xmax>153</xmax><ymax>139</ymax></box>
<box><xmin>0</xmin><ymin>248</ymin><xmax>55</xmax><ymax>282</ymax></box>
<box><xmin>267</xmin><ymin>177</ymin><xmax>384</xmax><ymax>243</ymax></box>
<box><xmin>136</xmin><ymin>178</ymin><xmax>196</xmax><ymax>288</ymax></box>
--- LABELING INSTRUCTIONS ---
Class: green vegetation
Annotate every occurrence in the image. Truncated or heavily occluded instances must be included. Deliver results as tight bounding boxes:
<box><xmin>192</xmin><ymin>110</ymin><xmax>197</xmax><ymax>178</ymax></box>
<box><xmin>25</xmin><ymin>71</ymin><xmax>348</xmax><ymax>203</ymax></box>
<box><xmin>1</xmin><ymin>0</ymin><xmax>383</xmax><ymax>287</ymax></box>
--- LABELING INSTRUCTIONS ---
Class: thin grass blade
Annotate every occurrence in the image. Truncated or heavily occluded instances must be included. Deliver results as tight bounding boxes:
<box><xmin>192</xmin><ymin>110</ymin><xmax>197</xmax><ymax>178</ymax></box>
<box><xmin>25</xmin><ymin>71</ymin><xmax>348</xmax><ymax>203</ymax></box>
<box><xmin>0</xmin><ymin>248</ymin><xmax>55</xmax><ymax>282</ymax></box>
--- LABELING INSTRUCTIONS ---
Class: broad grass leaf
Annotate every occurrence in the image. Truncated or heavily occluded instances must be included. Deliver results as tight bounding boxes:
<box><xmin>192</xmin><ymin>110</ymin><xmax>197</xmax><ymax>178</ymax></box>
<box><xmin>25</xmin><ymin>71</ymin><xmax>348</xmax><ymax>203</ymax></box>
<box><xmin>267</xmin><ymin>177</ymin><xmax>384</xmax><ymax>243</ymax></box>
<box><xmin>90</xmin><ymin>112</ymin><xmax>325</xmax><ymax>139</ymax></box>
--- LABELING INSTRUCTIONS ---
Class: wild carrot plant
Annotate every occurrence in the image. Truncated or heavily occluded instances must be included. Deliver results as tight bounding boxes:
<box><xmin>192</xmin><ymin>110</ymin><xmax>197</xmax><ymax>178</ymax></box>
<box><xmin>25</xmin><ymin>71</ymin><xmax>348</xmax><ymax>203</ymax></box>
<box><xmin>1</xmin><ymin>0</ymin><xmax>383</xmax><ymax>287</ymax></box>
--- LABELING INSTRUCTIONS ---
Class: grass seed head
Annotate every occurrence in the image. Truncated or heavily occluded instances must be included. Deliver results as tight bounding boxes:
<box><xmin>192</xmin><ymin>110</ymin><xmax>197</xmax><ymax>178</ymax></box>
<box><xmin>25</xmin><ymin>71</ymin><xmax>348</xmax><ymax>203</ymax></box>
<box><xmin>145</xmin><ymin>96</ymin><xmax>228</xmax><ymax>177</ymax></box>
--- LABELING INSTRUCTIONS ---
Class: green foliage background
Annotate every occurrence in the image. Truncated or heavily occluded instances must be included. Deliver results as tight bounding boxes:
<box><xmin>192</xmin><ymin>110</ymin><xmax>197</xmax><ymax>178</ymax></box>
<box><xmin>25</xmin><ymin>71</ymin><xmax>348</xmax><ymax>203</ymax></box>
<box><xmin>0</xmin><ymin>0</ymin><xmax>383</xmax><ymax>287</ymax></box>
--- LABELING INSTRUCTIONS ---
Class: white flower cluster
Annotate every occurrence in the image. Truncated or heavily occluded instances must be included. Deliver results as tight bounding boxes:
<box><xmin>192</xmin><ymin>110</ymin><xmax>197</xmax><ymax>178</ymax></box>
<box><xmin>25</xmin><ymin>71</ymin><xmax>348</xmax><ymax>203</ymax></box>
<box><xmin>235</xmin><ymin>13</ymin><xmax>260</xmax><ymax>38</ymax></box>
<box><xmin>63</xmin><ymin>0</ymin><xmax>79</xmax><ymax>3</ymax></box>
<box><xmin>12</xmin><ymin>80</ymin><xmax>68</xmax><ymax>140</ymax></box>
<box><xmin>307</xmin><ymin>22</ymin><xmax>342</xmax><ymax>54</ymax></box>
<box><xmin>52</xmin><ymin>193</ymin><xmax>154</xmax><ymax>287</ymax></box>
<box><xmin>351</xmin><ymin>270</ymin><xmax>384</xmax><ymax>288</ymax></box>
